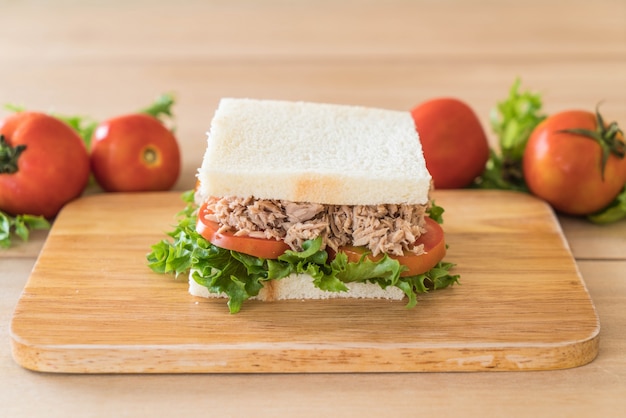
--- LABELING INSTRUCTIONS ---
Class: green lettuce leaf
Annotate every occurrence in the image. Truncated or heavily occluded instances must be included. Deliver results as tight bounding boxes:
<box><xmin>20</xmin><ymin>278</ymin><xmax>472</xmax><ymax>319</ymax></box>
<box><xmin>473</xmin><ymin>78</ymin><xmax>545</xmax><ymax>192</ymax></box>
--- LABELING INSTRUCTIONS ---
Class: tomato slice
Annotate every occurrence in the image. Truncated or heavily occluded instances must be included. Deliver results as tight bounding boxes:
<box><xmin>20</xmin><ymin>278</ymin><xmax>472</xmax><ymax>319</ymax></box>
<box><xmin>196</xmin><ymin>203</ymin><xmax>291</xmax><ymax>259</ymax></box>
<box><xmin>337</xmin><ymin>216</ymin><xmax>446</xmax><ymax>276</ymax></box>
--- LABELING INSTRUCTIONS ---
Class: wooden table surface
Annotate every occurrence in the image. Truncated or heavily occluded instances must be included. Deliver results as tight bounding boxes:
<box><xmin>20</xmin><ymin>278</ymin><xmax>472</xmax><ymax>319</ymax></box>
<box><xmin>1</xmin><ymin>0</ymin><xmax>625</xmax><ymax>416</ymax></box>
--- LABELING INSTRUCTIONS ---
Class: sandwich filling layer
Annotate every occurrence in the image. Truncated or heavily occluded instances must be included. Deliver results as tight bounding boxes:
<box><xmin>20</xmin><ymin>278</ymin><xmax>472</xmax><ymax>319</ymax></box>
<box><xmin>203</xmin><ymin>195</ymin><xmax>429</xmax><ymax>257</ymax></box>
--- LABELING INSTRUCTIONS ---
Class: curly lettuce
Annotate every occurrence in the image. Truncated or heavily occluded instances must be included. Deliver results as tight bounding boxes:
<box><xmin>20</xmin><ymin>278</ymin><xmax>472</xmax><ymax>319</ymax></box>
<box><xmin>473</xmin><ymin>78</ymin><xmax>546</xmax><ymax>192</ymax></box>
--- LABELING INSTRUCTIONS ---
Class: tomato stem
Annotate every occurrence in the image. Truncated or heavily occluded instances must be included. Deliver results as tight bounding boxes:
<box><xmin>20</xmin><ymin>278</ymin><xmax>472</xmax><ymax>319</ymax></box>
<box><xmin>0</xmin><ymin>135</ymin><xmax>26</xmax><ymax>174</ymax></box>
<box><xmin>558</xmin><ymin>106</ymin><xmax>625</xmax><ymax>181</ymax></box>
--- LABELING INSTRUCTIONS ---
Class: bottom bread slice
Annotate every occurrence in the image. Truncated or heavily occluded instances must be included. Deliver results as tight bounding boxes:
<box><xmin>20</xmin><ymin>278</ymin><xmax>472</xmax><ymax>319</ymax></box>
<box><xmin>188</xmin><ymin>271</ymin><xmax>405</xmax><ymax>301</ymax></box>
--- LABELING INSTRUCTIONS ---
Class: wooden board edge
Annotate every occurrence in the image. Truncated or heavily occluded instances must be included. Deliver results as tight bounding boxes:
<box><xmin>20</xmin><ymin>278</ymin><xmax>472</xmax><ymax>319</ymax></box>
<box><xmin>10</xmin><ymin>327</ymin><xmax>600</xmax><ymax>374</ymax></box>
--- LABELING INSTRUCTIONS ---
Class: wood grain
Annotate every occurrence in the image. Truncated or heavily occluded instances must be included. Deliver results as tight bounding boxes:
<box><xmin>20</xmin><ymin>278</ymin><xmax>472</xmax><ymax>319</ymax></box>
<box><xmin>10</xmin><ymin>190</ymin><xmax>599</xmax><ymax>373</ymax></box>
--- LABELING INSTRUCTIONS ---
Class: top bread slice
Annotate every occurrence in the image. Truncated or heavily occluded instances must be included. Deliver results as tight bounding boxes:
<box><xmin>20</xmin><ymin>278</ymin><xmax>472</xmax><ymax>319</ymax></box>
<box><xmin>198</xmin><ymin>98</ymin><xmax>431</xmax><ymax>206</ymax></box>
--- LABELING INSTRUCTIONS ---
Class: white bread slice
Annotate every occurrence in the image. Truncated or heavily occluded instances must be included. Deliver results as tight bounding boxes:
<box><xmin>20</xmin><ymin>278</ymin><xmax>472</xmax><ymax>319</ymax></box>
<box><xmin>189</xmin><ymin>271</ymin><xmax>405</xmax><ymax>301</ymax></box>
<box><xmin>198</xmin><ymin>98</ymin><xmax>431</xmax><ymax>206</ymax></box>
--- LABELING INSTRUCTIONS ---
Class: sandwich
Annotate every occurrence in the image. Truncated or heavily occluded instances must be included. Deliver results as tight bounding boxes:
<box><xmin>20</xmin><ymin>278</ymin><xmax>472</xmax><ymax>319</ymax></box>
<box><xmin>148</xmin><ymin>98</ymin><xmax>459</xmax><ymax>313</ymax></box>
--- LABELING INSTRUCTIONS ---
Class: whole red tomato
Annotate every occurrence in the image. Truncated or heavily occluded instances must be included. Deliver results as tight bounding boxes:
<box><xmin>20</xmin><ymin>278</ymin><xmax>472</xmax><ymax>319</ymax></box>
<box><xmin>523</xmin><ymin>109</ymin><xmax>626</xmax><ymax>215</ymax></box>
<box><xmin>90</xmin><ymin>114</ymin><xmax>181</xmax><ymax>192</ymax></box>
<box><xmin>411</xmin><ymin>98</ymin><xmax>490</xmax><ymax>189</ymax></box>
<box><xmin>0</xmin><ymin>112</ymin><xmax>90</xmax><ymax>218</ymax></box>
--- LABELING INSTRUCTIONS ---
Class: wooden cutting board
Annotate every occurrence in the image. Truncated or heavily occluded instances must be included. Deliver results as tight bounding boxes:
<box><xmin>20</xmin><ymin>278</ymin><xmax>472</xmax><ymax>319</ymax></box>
<box><xmin>10</xmin><ymin>190</ymin><xmax>600</xmax><ymax>373</ymax></box>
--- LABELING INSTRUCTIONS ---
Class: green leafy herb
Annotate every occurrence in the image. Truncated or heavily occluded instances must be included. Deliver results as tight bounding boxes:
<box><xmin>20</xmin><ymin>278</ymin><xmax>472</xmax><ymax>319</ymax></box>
<box><xmin>147</xmin><ymin>192</ymin><xmax>460</xmax><ymax>314</ymax></box>
<box><xmin>0</xmin><ymin>210</ymin><xmax>50</xmax><ymax>248</ymax></box>
<box><xmin>473</xmin><ymin>78</ymin><xmax>546</xmax><ymax>191</ymax></box>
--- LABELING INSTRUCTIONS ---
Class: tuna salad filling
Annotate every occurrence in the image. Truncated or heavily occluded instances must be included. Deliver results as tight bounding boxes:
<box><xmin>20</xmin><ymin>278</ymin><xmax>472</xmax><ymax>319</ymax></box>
<box><xmin>201</xmin><ymin>195</ymin><xmax>429</xmax><ymax>257</ymax></box>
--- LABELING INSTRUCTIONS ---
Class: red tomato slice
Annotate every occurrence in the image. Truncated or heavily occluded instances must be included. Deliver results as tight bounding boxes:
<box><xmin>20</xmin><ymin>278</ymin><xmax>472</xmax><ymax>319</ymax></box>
<box><xmin>196</xmin><ymin>203</ymin><xmax>291</xmax><ymax>259</ymax></box>
<box><xmin>337</xmin><ymin>216</ymin><xmax>446</xmax><ymax>276</ymax></box>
